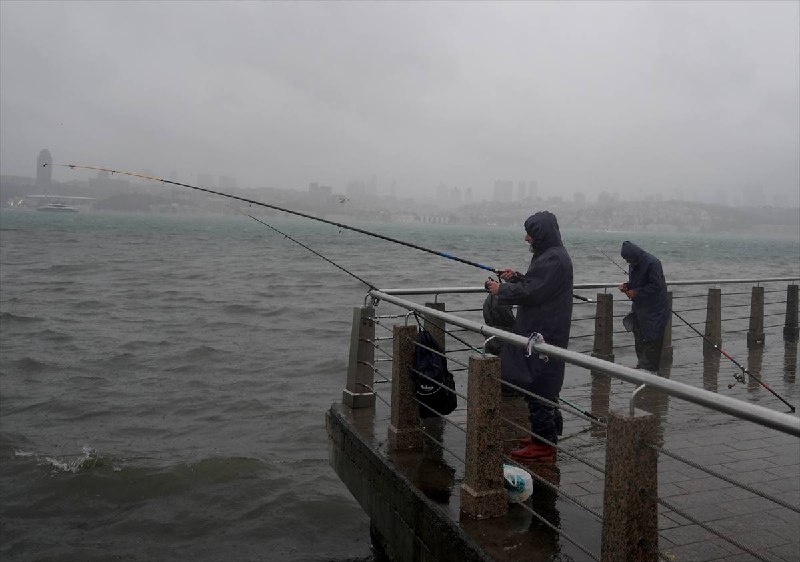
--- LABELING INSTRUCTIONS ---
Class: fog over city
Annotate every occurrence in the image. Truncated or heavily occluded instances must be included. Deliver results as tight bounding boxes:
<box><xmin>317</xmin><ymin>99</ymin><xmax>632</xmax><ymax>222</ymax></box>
<box><xmin>1</xmin><ymin>1</ymin><xmax>798</xmax><ymax>208</ymax></box>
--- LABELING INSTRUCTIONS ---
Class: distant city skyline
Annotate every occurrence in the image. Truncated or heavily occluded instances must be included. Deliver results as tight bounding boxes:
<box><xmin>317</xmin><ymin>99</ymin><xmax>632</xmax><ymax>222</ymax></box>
<box><xmin>2</xmin><ymin>2</ymin><xmax>797</xmax><ymax>210</ymax></box>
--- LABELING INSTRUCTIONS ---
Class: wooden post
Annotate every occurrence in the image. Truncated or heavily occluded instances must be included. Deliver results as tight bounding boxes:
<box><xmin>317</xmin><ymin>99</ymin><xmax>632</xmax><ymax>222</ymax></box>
<box><xmin>784</xmin><ymin>284</ymin><xmax>799</xmax><ymax>342</ymax></box>
<box><xmin>342</xmin><ymin>306</ymin><xmax>376</xmax><ymax>409</ymax></box>
<box><xmin>388</xmin><ymin>324</ymin><xmax>422</xmax><ymax>450</ymax></box>
<box><xmin>460</xmin><ymin>354</ymin><xmax>507</xmax><ymax>519</ymax></box>
<box><xmin>601</xmin><ymin>409</ymin><xmax>659</xmax><ymax>562</ymax></box>
<box><xmin>704</xmin><ymin>288</ymin><xmax>722</xmax><ymax>354</ymax></box>
<box><xmin>747</xmin><ymin>286</ymin><xmax>765</xmax><ymax>348</ymax></box>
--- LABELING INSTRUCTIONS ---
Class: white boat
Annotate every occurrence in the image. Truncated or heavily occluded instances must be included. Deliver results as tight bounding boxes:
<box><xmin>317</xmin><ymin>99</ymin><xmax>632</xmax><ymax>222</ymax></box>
<box><xmin>37</xmin><ymin>203</ymin><xmax>78</xmax><ymax>213</ymax></box>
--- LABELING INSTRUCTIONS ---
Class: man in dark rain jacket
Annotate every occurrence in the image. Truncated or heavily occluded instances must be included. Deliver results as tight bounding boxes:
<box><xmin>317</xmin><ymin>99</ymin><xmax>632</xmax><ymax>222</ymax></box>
<box><xmin>619</xmin><ymin>241</ymin><xmax>669</xmax><ymax>373</ymax></box>
<box><xmin>485</xmin><ymin>211</ymin><xmax>573</xmax><ymax>462</ymax></box>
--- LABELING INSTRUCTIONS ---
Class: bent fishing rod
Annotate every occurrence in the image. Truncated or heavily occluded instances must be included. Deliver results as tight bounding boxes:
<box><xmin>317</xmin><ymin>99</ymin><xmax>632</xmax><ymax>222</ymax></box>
<box><xmin>63</xmin><ymin>164</ymin><xmax>590</xmax><ymax>301</ymax></box>
<box><xmin>233</xmin><ymin>204</ymin><xmax>601</xmax><ymax>420</ymax></box>
<box><xmin>63</xmin><ymin>164</ymin><xmax>500</xmax><ymax>273</ymax></box>
<box><xmin>596</xmin><ymin>248</ymin><xmax>795</xmax><ymax>412</ymax></box>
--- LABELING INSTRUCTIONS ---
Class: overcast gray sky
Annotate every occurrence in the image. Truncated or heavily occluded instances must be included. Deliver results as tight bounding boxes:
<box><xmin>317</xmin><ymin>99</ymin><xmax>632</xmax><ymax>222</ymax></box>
<box><xmin>1</xmin><ymin>1</ymin><xmax>798</xmax><ymax>204</ymax></box>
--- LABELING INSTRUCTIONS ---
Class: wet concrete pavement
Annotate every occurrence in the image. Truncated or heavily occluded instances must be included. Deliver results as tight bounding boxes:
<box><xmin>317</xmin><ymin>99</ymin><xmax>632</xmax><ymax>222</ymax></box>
<box><xmin>331</xmin><ymin>333</ymin><xmax>799</xmax><ymax>561</ymax></box>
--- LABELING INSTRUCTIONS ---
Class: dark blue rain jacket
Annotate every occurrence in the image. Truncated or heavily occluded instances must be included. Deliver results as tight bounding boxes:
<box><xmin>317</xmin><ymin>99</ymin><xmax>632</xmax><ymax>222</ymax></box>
<box><xmin>621</xmin><ymin>241</ymin><xmax>669</xmax><ymax>341</ymax></box>
<box><xmin>498</xmin><ymin>212</ymin><xmax>573</xmax><ymax>399</ymax></box>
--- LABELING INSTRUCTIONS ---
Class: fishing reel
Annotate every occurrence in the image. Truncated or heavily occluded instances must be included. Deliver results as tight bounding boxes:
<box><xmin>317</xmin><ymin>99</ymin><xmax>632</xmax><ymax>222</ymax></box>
<box><xmin>727</xmin><ymin>371</ymin><xmax>747</xmax><ymax>390</ymax></box>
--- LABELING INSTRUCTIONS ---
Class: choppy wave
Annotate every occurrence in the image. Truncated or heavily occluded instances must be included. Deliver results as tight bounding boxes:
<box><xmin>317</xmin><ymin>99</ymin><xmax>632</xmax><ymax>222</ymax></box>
<box><xmin>1</xmin><ymin>210</ymin><xmax>797</xmax><ymax>561</ymax></box>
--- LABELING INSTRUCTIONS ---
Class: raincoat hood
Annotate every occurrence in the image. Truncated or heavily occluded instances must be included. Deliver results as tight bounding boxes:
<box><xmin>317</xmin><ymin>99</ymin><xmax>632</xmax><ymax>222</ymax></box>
<box><xmin>524</xmin><ymin>211</ymin><xmax>563</xmax><ymax>254</ymax></box>
<box><xmin>621</xmin><ymin>240</ymin><xmax>645</xmax><ymax>263</ymax></box>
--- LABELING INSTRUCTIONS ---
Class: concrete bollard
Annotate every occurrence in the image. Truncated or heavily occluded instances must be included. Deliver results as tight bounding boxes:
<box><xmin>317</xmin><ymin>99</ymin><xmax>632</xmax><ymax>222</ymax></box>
<box><xmin>601</xmin><ymin>408</ymin><xmax>659</xmax><ymax>562</ymax></box>
<box><xmin>591</xmin><ymin>293</ymin><xmax>613</xmax><ymax>431</ymax></box>
<box><xmin>388</xmin><ymin>324</ymin><xmax>422</xmax><ymax>450</ymax></box>
<box><xmin>342</xmin><ymin>306</ymin><xmax>376</xmax><ymax>409</ymax></box>
<box><xmin>704</xmin><ymin>288</ymin><xmax>722</xmax><ymax>355</ymax></box>
<box><xmin>747</xmin><ymin>286</ymin><xmax>765</xmax><ymax>348</ymax></box>
<box><xmin>421</xmin><ymin>302</ymin><xmax>447</xmax><ymax>455</ymax></box>
<box><xmin>784</xmin><ymin>284</ymin><xmax>799</xmax><ymax>342</ymax></box>
<box><xmin>423</xmin><ymin>301</ymin><xmax>446</xmax><ymax>352</ymax></box>
<box><xmin>460</xmin><ymin>354</ymin><xmax>507</xmax><ymax>519</ymax></box>
<box><xmin>592</xmin><ymin>293</ymin><xmax>615</xmax><ymax>362</ymax></box>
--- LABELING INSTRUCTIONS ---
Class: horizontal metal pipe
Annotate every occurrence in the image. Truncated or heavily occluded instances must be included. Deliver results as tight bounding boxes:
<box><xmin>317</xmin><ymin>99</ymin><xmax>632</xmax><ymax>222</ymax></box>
<box><xmin>370</xmin><ymin>289</ymin><xmax>800</xmax><ymax>437</ymax></box>
<box><xmin>380</xmin><ymin>277</ymin><xmax>799</xmax><ymax>296</ymax></box>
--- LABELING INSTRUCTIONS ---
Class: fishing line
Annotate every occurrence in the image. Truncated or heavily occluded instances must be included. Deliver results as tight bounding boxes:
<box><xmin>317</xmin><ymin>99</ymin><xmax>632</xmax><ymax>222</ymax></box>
<box><xmin>226</xmin><ymin>204</ymin><xmax>377</xmax><ymax>290</ymax></box>
<box><xmin>62</xmin><ymin>164</ymin><xmax>591</xmax><ymax>303</ymax></box>
<box><xmin>595</xmin><ymin>248</ymin><xmax>795</xmax><ymax>412</ymax></box>
<box><xmin>62</xmin><ymin>165</ymin><xmax>501</xmax><ymax>274</ymax></box>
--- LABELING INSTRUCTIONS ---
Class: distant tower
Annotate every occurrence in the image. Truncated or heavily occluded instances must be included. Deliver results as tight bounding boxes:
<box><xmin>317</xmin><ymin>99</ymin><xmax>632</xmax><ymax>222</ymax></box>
<box><xmin>36</xmin><ymin>149</ymin><xmax>53</xmax><ymax>188</ymax></box>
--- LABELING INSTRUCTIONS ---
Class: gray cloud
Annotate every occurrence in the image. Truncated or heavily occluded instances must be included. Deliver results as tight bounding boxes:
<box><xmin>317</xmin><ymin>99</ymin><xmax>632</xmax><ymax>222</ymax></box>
<box><xmin>1</xmin><ymin>0</ymin><xmax>797</xmax><ymax>205</ymax></box>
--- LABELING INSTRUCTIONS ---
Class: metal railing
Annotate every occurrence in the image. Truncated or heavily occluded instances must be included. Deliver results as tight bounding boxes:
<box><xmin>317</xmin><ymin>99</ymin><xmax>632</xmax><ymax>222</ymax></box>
<box><xmin>344</xmin><ymin>278</ymin><xmax>799</xmax><ymax>562</ymax></box>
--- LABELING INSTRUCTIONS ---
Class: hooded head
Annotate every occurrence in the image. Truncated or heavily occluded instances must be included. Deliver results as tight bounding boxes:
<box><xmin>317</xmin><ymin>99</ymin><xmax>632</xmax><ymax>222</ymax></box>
<box><xmin>620</xmin><ymin>241</ymin><xmax>645</xmax><ymax>264</ymax></box>
<box><xmin>523</xmin><ymin>211</ymin><xmax>562</xmax><ymax>254</ymax></box>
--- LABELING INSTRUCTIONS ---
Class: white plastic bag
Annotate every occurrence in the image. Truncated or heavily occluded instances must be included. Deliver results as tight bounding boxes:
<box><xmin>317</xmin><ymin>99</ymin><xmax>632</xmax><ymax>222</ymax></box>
<box><xmin>503</xmin><ymin>464</ymin><xmax>533</xmax><ymax>503</ymax></box>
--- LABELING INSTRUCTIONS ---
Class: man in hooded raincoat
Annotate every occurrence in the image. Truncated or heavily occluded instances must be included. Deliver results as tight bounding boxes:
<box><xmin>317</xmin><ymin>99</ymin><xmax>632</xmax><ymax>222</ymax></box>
<box><xmin>619</xmin><ymin>241</ymin><xmax>669</xmax><ymax>372</ymax></box>
<box><xmin>485</xmin><ymin>211</ymin><xmax>573</xmax><ymax>462</ymax></box>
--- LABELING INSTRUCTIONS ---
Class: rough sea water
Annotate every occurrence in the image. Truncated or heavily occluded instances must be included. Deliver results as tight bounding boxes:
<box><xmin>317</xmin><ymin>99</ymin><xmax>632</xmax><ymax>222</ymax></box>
<box><xmin>1</xmin><ymin>209</ymin><xmax>798</xmax><ymax>561</ymax></box>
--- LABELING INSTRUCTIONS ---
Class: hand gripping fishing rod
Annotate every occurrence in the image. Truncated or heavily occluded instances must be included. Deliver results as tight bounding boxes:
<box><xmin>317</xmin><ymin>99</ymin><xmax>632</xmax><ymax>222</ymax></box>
<box><xmin>63</xmin><ymin>164</ymin><xmax>590</xmax><ymax>301</ymax></box>
<box><xmin>596</xmin><ymin>247</ymin><xmax>795</xmax><ymax>412</ymax></box>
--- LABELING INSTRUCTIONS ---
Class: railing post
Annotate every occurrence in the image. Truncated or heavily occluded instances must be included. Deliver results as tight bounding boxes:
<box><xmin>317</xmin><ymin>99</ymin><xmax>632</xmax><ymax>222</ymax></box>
<box><xmin>704</xmin><ymin>288</ymin><xmax>722</xmax><ymax>354</ymax></box>
<box><xmin>601</xmin><ymin>408</ymin><xmax>659</xmax><ymax>562</ymax></box>
<box><xmin>422</xmin><ymin>302</ymin><xmax>447</xmax><ymax>455</ymax></box>
<box><xmin>460</xmin><ymin>354</ymin><xmax>507</xmax><ymax>519</ymax></box>
<box><xmin>388</xmin><ymin>324</ymin><xmax>422</xmax><ymax>450</ymax></box>
<box><xmin>747</xmin><ymin>286</ymin><xmax>765</xmax><ymax>348</ymax></box>
<box><xmin>592</xmin><ymin>293</ymin><xmax>615</xmax><ymax>362</ymax></box>
<box><xmin>342</xmin><ymin>306</ymin><xmax>376</xmax><ymax>409</ymax></box>
<box><xmin>423</xmin><ymin>301</ymin><xmax>446</xmax><ymax>351</ymax></box>
<box><xmin>591</xmin><ymin>293</ymin><xmax>613</xmax><ymax>431</ymax></box>
<box><xmin>660</xmin><ymin>291</ymin><xmax>673</xmax><ymax>368</ymax></box>
<box><xmin>784</xmin><ymin>284</ymin><xmax>799</xmax><ymax>342</ymax></box>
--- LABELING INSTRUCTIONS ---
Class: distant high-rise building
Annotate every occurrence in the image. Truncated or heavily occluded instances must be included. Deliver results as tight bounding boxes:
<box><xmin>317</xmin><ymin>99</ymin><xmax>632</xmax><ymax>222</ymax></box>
<box><xmin>346</xmin><ymin>180</ymin><xmax>367</xmax><ymax>198</ymax></box>
<box><xmin>36</xmin><ymin>149</ymin><xmax>52</xmax><ymax>188</ymax></box>
<box><xmin>308</xmin><ymin>182</ymin><xmax>332</xmax><ymax>197</ymax></box>
<box><xmin>436</xmin><ymin>182</ymin><xmax>449</xmax><ymax>201</ymax></box>
<box><xmin>529</xmin><ymin>180</ymin><xmax>538</xmax><ymax>198</ymax></box>
<box><xmin>517</xmin><ymin>181</ymin><xmax>526</xmax><ymax>200</ymax></box>
<box><xmin>465</xmin><ymin>187</ymin><xmax>473</xmax><ymax>204</ymax></box>
<box><xmin>452</xmin><ymin>186</ymin><xmax>462</xmax><ymax>204</ymax></box>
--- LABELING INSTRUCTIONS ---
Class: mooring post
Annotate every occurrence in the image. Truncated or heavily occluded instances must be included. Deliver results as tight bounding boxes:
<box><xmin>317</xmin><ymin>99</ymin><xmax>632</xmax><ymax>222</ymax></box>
<box><xmin>784</xmin><ymin>284</ymin><xmax>799</xmax><ymax>342</ymax></box>
<box><xmin>342</xmin><ymin>306</ymin><xmax>376</xmax><ymax>409</ymax></box>
<box><xmin>591</xmin><ymin>293</ymin><xmax>614</xmax><ymax>432</ymax></box>
<box><xmin>601</xmin><ymin>408</ymin><xmax>659</xmax><ymax>562</ymax></box>
<box><xmin>747</xmin><ymin>286</ymin><xmax>765</xmax><ymax>348</ymax></box>
<box><xmin>704</xmin><ymin>288</ymin><xmax>722</xmax><ymax>354</ymax></box>
<box><xmin>388</xmin><ymin>324</ymin><xmax>422</xmax><ymax>450</ymax></box>
<box><xmin>461</xmin><ymin>354</ymin><xmax>507</xmax><ymax>519</ymax></box>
